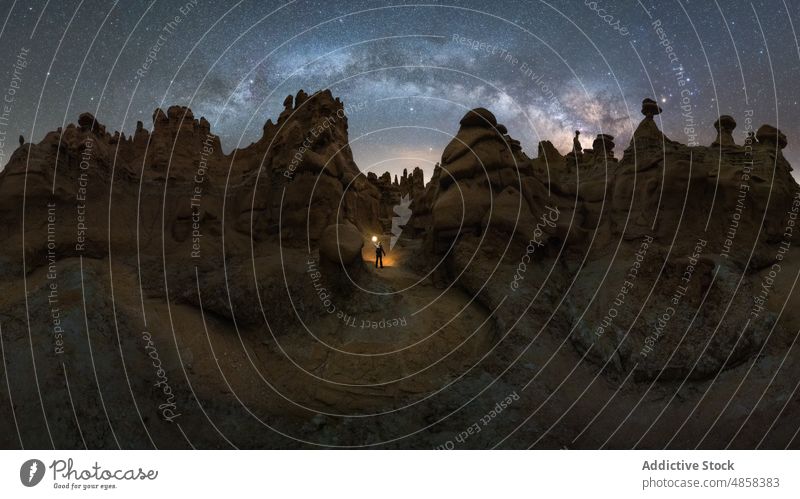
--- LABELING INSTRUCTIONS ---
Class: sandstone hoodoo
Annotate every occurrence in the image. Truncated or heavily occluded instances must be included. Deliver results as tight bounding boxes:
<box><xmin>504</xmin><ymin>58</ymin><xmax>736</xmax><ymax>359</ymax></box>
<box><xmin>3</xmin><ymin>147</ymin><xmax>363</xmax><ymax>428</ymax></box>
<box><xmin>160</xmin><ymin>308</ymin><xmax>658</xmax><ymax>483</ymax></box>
<box><xmin>712</xmin><ymin>115</ymin><xmax>737</xmax><ymax>147</ymax></box>
<box><xmin>756</xmin><ymin>124</ymin><xmax>788</xmax><ymax>150</ymax></box>
<box><xmin>592</xmin><ymin>133</ymin><xmax>615</xmax><ymax>159</ymax></box>
<box><xmin>624</xmin><ymin>97</ymin><xmax>676</xmax><ymax>158</ymax></box>
<box><xmin>429</xmin><ymin>106</ymin><xmax>550</xmax><ymax>250</ymax></box>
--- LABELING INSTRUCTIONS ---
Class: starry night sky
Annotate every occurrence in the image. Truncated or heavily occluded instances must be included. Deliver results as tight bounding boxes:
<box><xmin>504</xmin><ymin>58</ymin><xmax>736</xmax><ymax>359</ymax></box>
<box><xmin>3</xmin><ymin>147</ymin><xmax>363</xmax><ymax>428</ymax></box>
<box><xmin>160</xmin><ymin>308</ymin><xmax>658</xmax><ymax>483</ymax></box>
<box><xmin>0</xmin><ymin>0</ymin><xmax>798</xmax><ymax>181</ymax></box>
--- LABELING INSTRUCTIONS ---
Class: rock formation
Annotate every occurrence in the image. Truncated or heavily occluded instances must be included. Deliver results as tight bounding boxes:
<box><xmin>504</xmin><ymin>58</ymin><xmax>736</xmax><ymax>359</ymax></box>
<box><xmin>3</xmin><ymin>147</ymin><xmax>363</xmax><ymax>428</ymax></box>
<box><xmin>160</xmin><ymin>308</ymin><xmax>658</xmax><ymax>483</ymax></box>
<box><xmin>712</xmin><ymin>115</ymin><xmax>737</xmax><ymax>147</ymax></box>
<box><xmin>411</xmin><ymin>98</ymin><xmax>799</xmax><ymax>386</ymax></box>
<box><xmin>230</xmin><ymin>89</ymin><xmax>383</xmax><ymax>242</ymax></box>
<box><xmin>1</xmin><ymin>92</ymin><xmax>798</xmax><ymax>450</ymax></box>
<box><xmin>592</xmin><ymin>133</ymin><xmax>615</xmax><ymax>160</ymax></box>
<box><xmin>756</xmin><ymin>124</ymin><xmax>788</xmax><ymax>150</ymax></box>
<box><xmin>399</xmin><ymin>167</ymin><xmax>425</xmax><ymax>197</ymax></box>
<box><xmin>428</xmin><ymin>107</ymin><xmax>547</xmax><ymax>249</ymax></box>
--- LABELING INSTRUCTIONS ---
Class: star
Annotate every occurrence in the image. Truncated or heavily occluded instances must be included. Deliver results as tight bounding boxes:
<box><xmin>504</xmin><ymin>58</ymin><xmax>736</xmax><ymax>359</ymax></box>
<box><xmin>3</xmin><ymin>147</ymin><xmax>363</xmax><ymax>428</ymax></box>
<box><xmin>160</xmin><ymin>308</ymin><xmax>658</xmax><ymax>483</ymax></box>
<box><xmin>1</xmin><ymin>0</ymin><xmax>798</xmax><ymax>176</ymax></box>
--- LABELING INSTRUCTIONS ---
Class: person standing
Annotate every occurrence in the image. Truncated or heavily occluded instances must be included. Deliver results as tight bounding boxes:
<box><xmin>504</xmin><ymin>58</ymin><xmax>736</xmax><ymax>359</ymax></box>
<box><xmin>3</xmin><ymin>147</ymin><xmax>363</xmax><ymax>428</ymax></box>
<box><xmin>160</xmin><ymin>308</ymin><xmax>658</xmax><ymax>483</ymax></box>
<box><xmin>375</xmin><ymin>241</ymin><xmax>386</xmax><ymax>268</ymax></box>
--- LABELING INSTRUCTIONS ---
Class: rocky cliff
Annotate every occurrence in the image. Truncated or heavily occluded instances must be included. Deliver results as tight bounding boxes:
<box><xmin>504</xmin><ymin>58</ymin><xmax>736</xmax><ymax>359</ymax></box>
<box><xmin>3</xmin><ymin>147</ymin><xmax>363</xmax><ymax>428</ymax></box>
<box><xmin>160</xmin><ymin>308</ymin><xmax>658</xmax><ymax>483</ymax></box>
<box><xmin>416</xmin><ymin>99</ymin><xmax>798</xmax><ymax>383</ymax></box>
<box><xmin>1</xmin><ymin>93</ymin><xmax>798</xmax><ymax>449</ymax></box>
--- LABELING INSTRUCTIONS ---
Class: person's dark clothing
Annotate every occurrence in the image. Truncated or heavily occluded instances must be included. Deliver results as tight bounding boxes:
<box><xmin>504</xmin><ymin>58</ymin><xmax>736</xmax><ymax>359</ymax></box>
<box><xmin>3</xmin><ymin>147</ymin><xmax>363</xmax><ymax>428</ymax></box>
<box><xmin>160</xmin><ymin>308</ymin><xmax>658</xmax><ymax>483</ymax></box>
<box><xmin>375</xmin><ymin>244</ymin><xmax>385</xmax><ymax>268</ymax></box>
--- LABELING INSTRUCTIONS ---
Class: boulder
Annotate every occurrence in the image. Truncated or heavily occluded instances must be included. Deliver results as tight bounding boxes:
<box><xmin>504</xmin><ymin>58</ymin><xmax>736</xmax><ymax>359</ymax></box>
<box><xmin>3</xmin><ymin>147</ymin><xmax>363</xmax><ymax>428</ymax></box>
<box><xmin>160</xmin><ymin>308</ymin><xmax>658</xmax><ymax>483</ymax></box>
<box><xmin>459</xmin><ymin>107</ymin><xmax>498</xmax><ymax>129</ymax></box>
<box><xmin>319</xmin><ymin>223</ymin><xmax>364</xmax><ymax>266</ymax></box>
<box><xmin>641</xmin><ymin>97</ymin><xmax>662</xmax><ymax>117</ymax></box>
<box><xmin>756</xmin><ymin>124</ymin><xmax>787</xmax><ymax>149</ymax></box>
<box><xmin>712</xmin><ymin>115</ymin><xmax>737</xmax><ymax>147</ymax></box>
